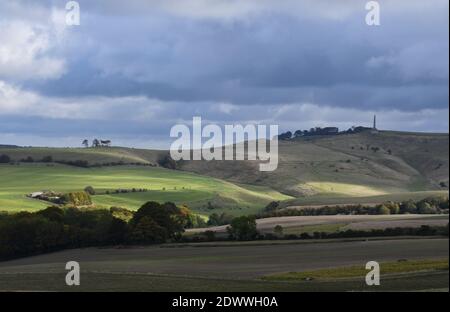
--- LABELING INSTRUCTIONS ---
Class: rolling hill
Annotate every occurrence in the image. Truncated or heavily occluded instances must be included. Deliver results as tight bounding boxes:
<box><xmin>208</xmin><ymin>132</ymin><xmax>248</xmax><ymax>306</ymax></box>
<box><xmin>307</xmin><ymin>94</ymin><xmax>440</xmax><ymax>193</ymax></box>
<box><xmin>0</xmin><ymin>130</ymin><xmax>448</xmax><ymax>214</ymax></box>
<box><xmin>179</xmin><ymin>131</ymin><xmax>449</xmax><ymax>197</ymax></box>
<box><xmin>0</xmin><ymin>164</ymin><xmax>290</xmax><ymax>214</ymax></box>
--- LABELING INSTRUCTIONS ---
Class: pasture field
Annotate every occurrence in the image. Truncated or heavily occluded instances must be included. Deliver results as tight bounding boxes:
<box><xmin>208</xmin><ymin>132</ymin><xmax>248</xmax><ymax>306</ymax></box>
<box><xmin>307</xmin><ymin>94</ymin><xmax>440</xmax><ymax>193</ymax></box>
<box><xmin>0</xmin><ymin>238</ymin><xmax>447</xmax><ymax>291</ymax></box>
<box><xmin>0</xmin><ymin>164</ymin><xmax>290</xmax><ymax>214</ymax></box>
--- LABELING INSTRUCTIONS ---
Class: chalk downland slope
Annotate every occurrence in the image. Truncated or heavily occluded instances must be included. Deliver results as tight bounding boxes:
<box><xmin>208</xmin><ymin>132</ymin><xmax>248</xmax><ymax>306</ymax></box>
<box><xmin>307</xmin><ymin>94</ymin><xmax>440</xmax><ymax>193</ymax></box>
<box><xmin>0</xmin><ymin>146</ymin><xmax>166</xmax><ymax>166</ymax></box>
<box><xmin>179</xmin><ymin>131</ymin><xmax>449</xmax><ymax>197</ymax></box>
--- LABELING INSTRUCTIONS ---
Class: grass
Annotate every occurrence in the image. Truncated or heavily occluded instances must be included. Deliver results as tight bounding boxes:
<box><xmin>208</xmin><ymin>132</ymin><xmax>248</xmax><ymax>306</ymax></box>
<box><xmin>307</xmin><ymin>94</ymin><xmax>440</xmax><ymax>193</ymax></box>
<box><xmin>0</xmin><ymin>146</ymin><xmax>160</xmax><ymax>165</ymax></box>
<box><xmin>303</xmin><ymin>182</ymin><xmax>386</xmax><ymax>197</ymax></box>
<box><xmin>0</xmin><ymin>164</ymin><xmax>290</xmax><ymax>215</ymax></box>
<box><xmin>263</xmin><ymin>259</ymin><xmax>449</xmax><ymax>281</ymax></box>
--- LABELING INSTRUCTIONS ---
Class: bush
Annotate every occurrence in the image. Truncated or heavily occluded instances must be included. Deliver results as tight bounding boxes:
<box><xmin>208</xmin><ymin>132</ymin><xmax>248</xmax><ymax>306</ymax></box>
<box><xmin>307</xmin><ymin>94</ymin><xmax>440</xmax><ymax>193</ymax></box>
<box><xmin>417</xmin><ymin>202</ymin><xmax>436</xmax><ymax>214</ymax></box>
<box><xmin>203</xmin><ymin>230</ymin><xmax>216</xmax><ymax>241</ymax></box>
<box><xmin>207</xmin><ymin>212</ymin><xmax>234</xmax><ymax>226</ymax></box>
<box><xmin>20</xmin><ymin>156</ymin><xmax>34</xmax><ymax>163</ymax></box>
<box><xmin>41</xmin><ymin>156</ymin><xmax>53</xmax><ymax>163</ymax></box>
<box><xmin>274</xmin><ymin>225</ymin><xmax>283</xmax><ymax>236</ymax></box>
<box><xmin>264</xmin><ymin>201</ymin><xmax>280</xmax><ymax>212</ymax></box>
<box><xmin>157</xmin><ymin>154</ymin><xmax>178</xmax><ymax>169</ymax></box>
<box><xmin>227</xmin><ymin>215</ymin><xmax>258</xmax><ymax>240</ymax></box>
<box><xmin>376</xmin><ymin>205</ymin><xmax>391</xmax><ymax>215</ymax></box>
<box><xmin>84</xmin><ymin>186</ymin><xmax>96</xmax><ymax>195</ymax></box>
<box><xmin>0</xmin><ymin>154</ymin><xmax>11</xmax><ymax>163</ymax></box>
<box><xmin>179</xmin><ymin>205</ymin><xmax>207</xmax><ymax>228</ymax></box>
<box><xmin>110</xmin><ymin>207</ymin><xmax>134</xmax><ymax>222</ymax></box>
<box><xmin>62</xmin><ymin>192</ymin><xmax>92</xmax><ymax>206</ymax></box>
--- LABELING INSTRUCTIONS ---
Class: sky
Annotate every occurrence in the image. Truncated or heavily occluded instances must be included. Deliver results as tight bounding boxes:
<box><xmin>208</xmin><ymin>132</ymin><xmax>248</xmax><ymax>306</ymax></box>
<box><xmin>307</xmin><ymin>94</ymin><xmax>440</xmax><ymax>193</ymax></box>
<box><xmin>0</xmin><ymin>0</ymin><xmax>448</xmax><ymax>148</ymax></box>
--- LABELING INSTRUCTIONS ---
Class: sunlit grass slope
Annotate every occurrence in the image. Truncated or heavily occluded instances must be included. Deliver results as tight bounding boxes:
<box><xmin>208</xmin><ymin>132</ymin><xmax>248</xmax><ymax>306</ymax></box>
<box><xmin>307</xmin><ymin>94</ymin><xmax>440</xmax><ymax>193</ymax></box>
<box><xmin>0</xmin><ymin>164</ymin><xmax>291</xmax><ymax>215</ymax></box>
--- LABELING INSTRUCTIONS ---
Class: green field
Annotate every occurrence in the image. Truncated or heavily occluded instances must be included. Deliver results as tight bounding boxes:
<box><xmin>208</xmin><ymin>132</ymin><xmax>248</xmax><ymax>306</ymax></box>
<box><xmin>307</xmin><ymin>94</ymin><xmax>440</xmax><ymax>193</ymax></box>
<box><xmin>0</xmin><ymin>164</ymin><xmax>290</xmax><ymax>215</ymax></box>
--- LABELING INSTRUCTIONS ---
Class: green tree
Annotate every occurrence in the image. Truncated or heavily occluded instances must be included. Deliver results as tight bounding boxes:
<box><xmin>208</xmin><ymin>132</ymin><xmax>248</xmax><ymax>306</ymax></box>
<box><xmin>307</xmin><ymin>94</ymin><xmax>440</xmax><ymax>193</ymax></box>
<box><xmin>227</xmin><ymin>216</ymin><xmax>258</xmax><ymax>240</ymax></box>
<box><xmin>107</xmin><ymin>217</ymin><xmax>129</xmax><ymax>244</ymax></box>
<box><xmin>402</xmin><ymin>200</ymin><xmax>417</xmax><ymax>214</ymax></box>
<box><xmin>130</xmin><ymin>216</ymin><xmax>166</xmax><ymax>243</ymax></box>
<box><xmin>377</xmin><ymin>205</ymin><xmax>391</xmax><ymax>215</ymax></box>
<box><xmin>84</xmin><ymin>186</ymin><xmax>96</xmax><ymax>195</ymax></box>
<box><xmin>385</xmin><ymin>202</ymin><xmax>400</xmax><ymax>214</ymax></box>
<box><xmin>130</xmin><ymin>201</ymin><xmax>185</xmax><ymax>241</ymax></box>
<box><xmin>417</xmin><ymin>201</ymin><xmax>435</xmax><ymax>214</ymax></box>
<box><xmin>0</xmin><ymin>154</ymin><xmax>11</xmax><ymax>163</ymax></box>
<box><xmin>41</xmin><ymin>155</ymin><xmax>53</xmax><ymax>163</ymax></box>
<box><xmin>274</xmin><ymin>225</ymin><xmax>283</xmax><ymax>236</ymax></box>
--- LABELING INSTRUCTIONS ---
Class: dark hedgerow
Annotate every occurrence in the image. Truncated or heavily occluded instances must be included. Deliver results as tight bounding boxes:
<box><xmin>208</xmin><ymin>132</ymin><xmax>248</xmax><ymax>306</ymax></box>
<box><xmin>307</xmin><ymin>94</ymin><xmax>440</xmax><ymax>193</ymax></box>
<box><xmin>0</xmin><ymin>201</ymin><xmax>198</xmax><ymax>260</ymax></box>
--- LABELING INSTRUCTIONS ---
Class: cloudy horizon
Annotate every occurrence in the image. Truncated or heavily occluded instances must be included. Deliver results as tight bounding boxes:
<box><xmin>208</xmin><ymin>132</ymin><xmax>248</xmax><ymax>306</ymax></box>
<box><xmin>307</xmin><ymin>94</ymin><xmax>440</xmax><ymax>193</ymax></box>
<box><xmin>0</xmin><ymin>0</ymin><xmax>448</xmax><ymax>149</ymax></box>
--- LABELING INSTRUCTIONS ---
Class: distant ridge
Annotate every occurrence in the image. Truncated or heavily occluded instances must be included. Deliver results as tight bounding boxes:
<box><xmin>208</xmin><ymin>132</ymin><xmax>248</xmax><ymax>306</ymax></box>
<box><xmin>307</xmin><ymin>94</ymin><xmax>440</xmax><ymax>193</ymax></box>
<box><xmin>0</xmin><ymin>144</ymin><xmax>20</xmax><ymax>148</ymax></box>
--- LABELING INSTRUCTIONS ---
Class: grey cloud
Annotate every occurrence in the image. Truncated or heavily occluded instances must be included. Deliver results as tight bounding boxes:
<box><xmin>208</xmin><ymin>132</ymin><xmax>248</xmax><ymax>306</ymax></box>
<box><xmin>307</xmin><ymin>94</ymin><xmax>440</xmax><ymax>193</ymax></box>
<box><xmin>0</xmin><ymin>0</ymin><xmax>448</xmax><ymax>146</ymax></box>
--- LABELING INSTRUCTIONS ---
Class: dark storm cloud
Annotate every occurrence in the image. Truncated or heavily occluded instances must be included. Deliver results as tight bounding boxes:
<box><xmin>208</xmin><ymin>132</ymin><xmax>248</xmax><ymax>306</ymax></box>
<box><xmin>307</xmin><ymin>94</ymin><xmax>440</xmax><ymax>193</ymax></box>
<box><xmin>0</xmin><ymin>0</ymin><xmax>448</xmax><ymax>146</ymax></box>
<box><xmin>24</xmin><ymin>1</ymin><xmax>448</xmax><ymax>111</ymax></box>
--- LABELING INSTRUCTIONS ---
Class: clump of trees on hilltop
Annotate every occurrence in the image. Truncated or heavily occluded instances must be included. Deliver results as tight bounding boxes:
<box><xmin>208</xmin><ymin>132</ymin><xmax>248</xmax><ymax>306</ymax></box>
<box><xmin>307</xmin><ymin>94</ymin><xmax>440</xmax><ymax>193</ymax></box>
<box><xmin>0</xmin><ymin>202</ymin><xmax>204</xmax><ymax>260</ymax></box>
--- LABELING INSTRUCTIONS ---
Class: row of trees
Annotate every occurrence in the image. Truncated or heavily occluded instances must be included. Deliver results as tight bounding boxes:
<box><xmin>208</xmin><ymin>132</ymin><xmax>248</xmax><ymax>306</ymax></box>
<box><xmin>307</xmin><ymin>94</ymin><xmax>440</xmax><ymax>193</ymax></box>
<box><xmin>260</xmin><ymin>196</ymin><xmax>449</xmax><ymax>218</ymax></box>
<box><xmin>0</xmin><ymin>202</ymin><xmax>201</xmax><ymax>260</ymax></box>
<box><xmin>192</xmin><ymin>224</ymin><xmax>449</xmax><ymax>243</ymax></box>
<box><xmin>0</xmin><ymin>154</ymin><xmax>53</xmax><ymax>164</ymax></box>
<box><xmin>277</xmin><ymin>125</ymin><xmax>375</xmax><ymax>141</ymax></box>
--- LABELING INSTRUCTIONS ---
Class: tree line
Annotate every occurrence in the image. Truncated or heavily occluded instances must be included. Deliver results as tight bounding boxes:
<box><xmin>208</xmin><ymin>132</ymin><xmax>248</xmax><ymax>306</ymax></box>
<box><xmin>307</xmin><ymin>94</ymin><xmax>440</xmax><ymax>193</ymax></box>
<box><xmin>259</xmin><ymin>196</ymin><xmax>449</xmax><ymax>218</ymax></box>
<box><xmin>189</xmin><ymin>223</ymin><xmax>449</xmax><ymax>243</ymax></box>
<box><xmin>0</xmin><ymin>202</ymin><xmax>204</xmax><ymax>260</ymax></box>
<box><xmin>0</xmin><ymin>153</ymin><xmax>156</xmax><ymax>168</ymax></box>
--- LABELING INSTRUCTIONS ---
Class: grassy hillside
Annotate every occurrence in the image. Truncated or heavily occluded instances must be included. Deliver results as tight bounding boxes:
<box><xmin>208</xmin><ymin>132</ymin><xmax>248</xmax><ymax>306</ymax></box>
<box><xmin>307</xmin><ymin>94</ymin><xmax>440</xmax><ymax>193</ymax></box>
<box><xmin>179</xmin><ymin>131</ymin><xmax>449</xmax><ymax>197</ymax></box>
<box><xmin>0</xmin><ymin>164</ymin><xmax>290</xmax><ymax>215</ymax></box>
<box><xmin>0</xmin><ymin>131</ymin><xmax>447</xmax><ymax>214</ymax></box>
<box><xmin>0</xmin><ymin>146</ymin><xmax>164</xmax><ymax>165</ymax></box>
